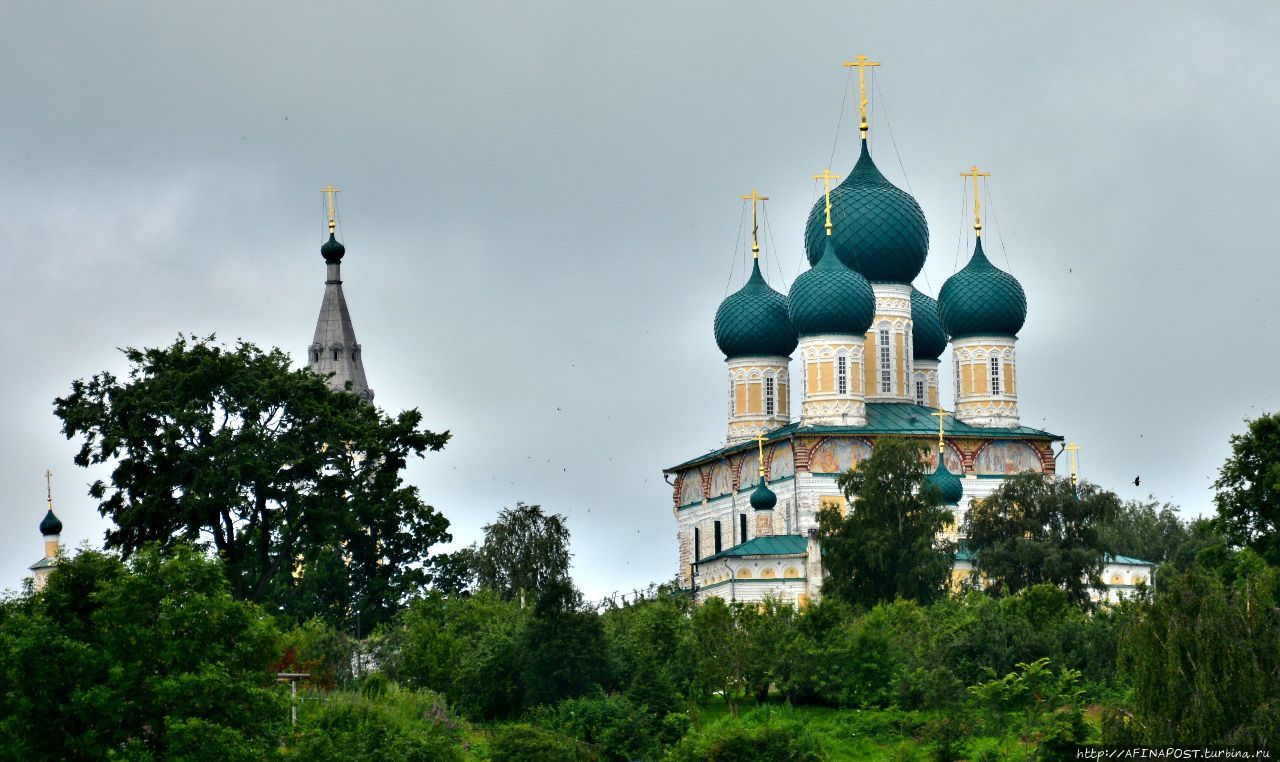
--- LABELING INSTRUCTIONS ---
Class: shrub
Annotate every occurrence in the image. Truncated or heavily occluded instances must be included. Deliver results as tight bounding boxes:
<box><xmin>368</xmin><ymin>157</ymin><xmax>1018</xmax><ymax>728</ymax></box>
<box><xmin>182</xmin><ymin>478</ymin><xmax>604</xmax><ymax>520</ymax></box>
<box><xmin>281</xmin><ymin>684</ymin><xmax>467</xmax><ymax>761</ymax></box>
<box><xmin>489</xmin><ymin>723</ymin><xmax>587</xmax><ymax>762</ymax></box>
<box><xmin>664</xmin><ymin>715</ymin><xmax>822</xmax><ymax>762</ymax></box>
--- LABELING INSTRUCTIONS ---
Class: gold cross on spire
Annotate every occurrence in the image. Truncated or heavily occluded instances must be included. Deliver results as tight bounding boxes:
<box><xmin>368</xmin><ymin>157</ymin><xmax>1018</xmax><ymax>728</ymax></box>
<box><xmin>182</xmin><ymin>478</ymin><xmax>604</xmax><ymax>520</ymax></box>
<box><xmin>756</xmin><ymin>433</ymin><xmax>767</xmax><ymax>478</ymax></box>
<box><xmin>740</xmin><ymin>189</ymin><xmax>769</xmax><ymax>259</ymax></box>
<box><xmin>812</xmin><ymin>169</ymin><xmax>841</xmax><ymax>235</ymax></box>
<box><xmin>930</xmin><ymin>410</ymin><xmax>948</xmax><ymax>457</ymax></box>
<box><xmin>1065</xmin><ymin>442</ymin><xmax>1081</xmax><ymax>487</ymax></box>
<box><xmin>321</xmin><ymin>185</ymin><xmax>341</xmax><ymax>235</ymax></box>
<box><xmin>44</xmin><ymin>469</ymin><xmax>53</xmax><ymax>510</ymax></box>
<box><xmin>842</xmin><ymin>55</ymin><xmax>881</xmax><ymax>138</ymax></box>
<box><xmin>961</xmin><ymin>165</ymin><xmax>990</xmax><ymax>237</ymax></box>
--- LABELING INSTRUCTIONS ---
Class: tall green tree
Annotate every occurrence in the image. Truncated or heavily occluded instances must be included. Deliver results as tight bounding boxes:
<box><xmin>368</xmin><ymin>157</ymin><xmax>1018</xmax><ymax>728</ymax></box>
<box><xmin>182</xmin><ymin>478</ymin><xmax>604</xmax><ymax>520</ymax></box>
<box><xmin>965</xmin><ymin>473</ymin><xmax>1118</xmax><ymax>607</ymax></box>
<box><xmin>53</xmin><ymin>335</ymin><xmax>451</xmax><ymax>630</ymax></box>
<box><xmin>819</xmin><ymin>437</ymin><xmax>953</xmax><ymax>608</ymax></box>
<box><xmin>0</xmin><ymin>545</ymin><xmax>283</xmax><ymax>760</ymax></box>
<box><xmin>1213</xmin><ymin>411</ymin><xmax>1280</xmax><ymax>565</ymax></box>
<box><xmin>472</xmin><ymin>502</ymin><xmax>572</xmax><ymax>605</ymax></box>
<box><xmin>689</xmin><ymin>597</ymin><xmax>749</xmax><ymax>718</ymax></box>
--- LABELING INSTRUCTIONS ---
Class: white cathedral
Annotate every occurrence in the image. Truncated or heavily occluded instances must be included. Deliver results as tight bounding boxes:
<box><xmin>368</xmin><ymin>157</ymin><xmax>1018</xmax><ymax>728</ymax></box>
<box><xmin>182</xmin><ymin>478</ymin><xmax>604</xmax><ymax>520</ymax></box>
<box><xmin>662</xmin><ymin>60</ymin><xmax>1152</xmax><ymax>606</ymax></box>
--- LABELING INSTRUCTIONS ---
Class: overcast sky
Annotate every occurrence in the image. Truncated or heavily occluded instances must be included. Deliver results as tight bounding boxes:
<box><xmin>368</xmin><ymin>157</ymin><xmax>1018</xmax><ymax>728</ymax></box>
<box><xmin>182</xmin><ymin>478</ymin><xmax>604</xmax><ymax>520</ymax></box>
<box><xmin>4</xmin><ymin>2</ymin><xmax>1278</xmax><ymax>601</ymax></box>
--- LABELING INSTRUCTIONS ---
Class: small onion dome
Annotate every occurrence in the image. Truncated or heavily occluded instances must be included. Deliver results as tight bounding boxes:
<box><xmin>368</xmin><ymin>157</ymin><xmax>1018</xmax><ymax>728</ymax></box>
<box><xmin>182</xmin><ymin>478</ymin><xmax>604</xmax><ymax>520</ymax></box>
<box><xmin>938</xmin><ymin>238</ymin><xmax>1027</xmax><ymax>339</ymax></box>
<box><xmin>749</xmin><ymin>475</ymin><xmax>777</xmax><ymax>511</ymax></box>
<box><xmin>910</xmin><ymin>288</ymin><xmax>947</xmax><ymax>360</ymax></box>
<box><xmin>927</xmin><ymin>459</ymin><xmax>964</xmax><ymax>506</ymax></box>
<box><xmin>802</xmin><ymin>141</ymin><xmax>929</xmax><ymax>284</ymax></box>
<box><xmin>713</xmin><ymin>259</ymin><xmax>798</xmax><ymax>359</ymax></box>
<box><xmin>787</xmin><ymin>236</ymin><xmax>875</xmax><ymax>337</ymax></box>
<box><xmin>321</xmin><ymin>233</ymin><xmax>346</xmax><ymax>263</ymax></box>
<box><xmin>39</xmin><ymin>509</ymin><xmax>62</xmax><ymax>536</ymax></box>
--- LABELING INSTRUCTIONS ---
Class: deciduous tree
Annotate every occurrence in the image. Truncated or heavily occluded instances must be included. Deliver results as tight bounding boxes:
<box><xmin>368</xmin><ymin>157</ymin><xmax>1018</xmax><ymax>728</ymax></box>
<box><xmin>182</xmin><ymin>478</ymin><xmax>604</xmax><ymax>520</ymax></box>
<box><xmin>1213</xmin><ymin>411</ymin><xmax>1280</xmax><ymax>565</ymax></box>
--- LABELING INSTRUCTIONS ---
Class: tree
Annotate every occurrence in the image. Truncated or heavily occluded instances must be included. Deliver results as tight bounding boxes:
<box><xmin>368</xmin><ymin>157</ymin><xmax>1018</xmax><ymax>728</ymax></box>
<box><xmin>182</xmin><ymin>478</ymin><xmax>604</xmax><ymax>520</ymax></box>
<box><xmin>819</xmin><ymin>437</ymin><xmax>954</xmax><ymax>608</ymax></box>
<box><xmin>689</xmin><ymin>597</ymin><xmax>749</xmax><ymax>718</ymax></box>
<box><xmin>965</xmin><ymin>473</ymin><xmax>1118</xmax><ymax>607</ymax></box>
<box><xmin>473</xmin><ymin>502</ymin><xmax>572</xmax><ymax>605</ymax></box>
<box><xmin>53</xmin><ymin>335</ymin><xmax>451</xmax><ymax>630</ymax></box>
<box><xmin>1213</xmin><ymin>411</ymin><xmax>1280</xmax><ymax>565</ymax></box>
<box><xmin>0</xmin><ymin>545</ymin><xmax>283</xmax><ymax>760</ymax></box>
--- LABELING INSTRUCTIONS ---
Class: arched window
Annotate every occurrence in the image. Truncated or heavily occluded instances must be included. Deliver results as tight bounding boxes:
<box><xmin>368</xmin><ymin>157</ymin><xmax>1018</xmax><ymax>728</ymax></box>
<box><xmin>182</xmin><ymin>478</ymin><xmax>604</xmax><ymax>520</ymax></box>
<box><xmin>351</xmin><ymin>348</ymin><xmax>360</xmax><ymax>363</ymax></box>
<box><xmin>878</xmin><ymin>328</ymin><xmax>892</xmax><ymax>393</ymax></box>
<box><xmin>330</xmin><ymin>344</ymin><xmax>342</xmax><ymax>361</ymax></box>
<box><xmin>310</xmin><ymin>346</ymin><xmax>320</xmax><ymax>363</ymax></box>
<box><xmin>836</xmin><ymin>352</ymin><xmax>848</xmax><ymax>395</ymax></box>
<box><xmin>990</xmin><ymin>356</ymin><xmax>1001</xmax><ymax>395</ymax></box>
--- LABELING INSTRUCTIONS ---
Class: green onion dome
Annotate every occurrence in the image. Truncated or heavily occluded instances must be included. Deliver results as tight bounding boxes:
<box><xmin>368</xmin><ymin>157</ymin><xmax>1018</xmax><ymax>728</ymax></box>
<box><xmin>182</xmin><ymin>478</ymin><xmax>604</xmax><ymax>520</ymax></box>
<box><xmin>927</xmin><ymin>459</ymin><xmax>964</xmax><ymax>506</ymax></box>
<box><xmin>321</xmin><ymin>233</ymin><xmax>346</xmax><ymax>263</ymax></box>
<box><xmin>910</xmin><ymin>288</ymin><xmax>947</xmax><ymax>360</ymax></box>
<box><xmin>39</xmin><ymin>509</ymin><xmax>62</xmax><ymax>536</ymax></box>
<box><xmin>713</xmin><ymin>259</ymin><xmax>798</xmax><ymax>359</ymax></box>
<box><xmin>938</xmin><ymin>238</ymin><xmax>1027</xmax><ymax>339</ymax></box>
<box><xmin>750</xmin><ymin>474</ymin><xmax>777</xmax><ymax>511</ymax></box>
<box><xmin>787</xmin><ymin>236</ymin><xmax>875</xmax><ymax>337</ymax></box>
<box><xmin>803</xmin><ymin>141</ymin><xmax>929</xmax><ymax>284</ymax></box>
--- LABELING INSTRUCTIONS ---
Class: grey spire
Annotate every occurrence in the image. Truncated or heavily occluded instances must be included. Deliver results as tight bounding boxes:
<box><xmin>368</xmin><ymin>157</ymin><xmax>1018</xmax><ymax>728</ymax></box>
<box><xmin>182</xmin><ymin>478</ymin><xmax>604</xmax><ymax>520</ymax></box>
<box><xmin>308</xmin><ymin>233</ymin><xmax>374</xmax><ymax>402</ymax></box>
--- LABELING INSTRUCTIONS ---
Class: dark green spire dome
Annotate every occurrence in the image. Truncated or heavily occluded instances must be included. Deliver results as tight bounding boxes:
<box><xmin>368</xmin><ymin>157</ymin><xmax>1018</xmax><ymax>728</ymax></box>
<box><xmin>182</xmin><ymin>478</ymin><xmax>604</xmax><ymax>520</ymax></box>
<box><xmin>321</xmin><ymin>233</ymin><xmax>346</xmax><ymax>263</ymax></box>
<box><xmin>39</xmin><ymin>509</ymin><xmax>62</xmax><ymax>536</ymax></box>
<box><xmin>787</xmin><ymin>236</ymin><xmax>875</xmax><ymax>337</ymax></box>
<box><xmin>927</xmin><ymin>459</ymin><xmax>963</xmax><ymax>506</ymax></box>
<box><xmin>938</xmin><ymin>238</ymin><xmax>1027</xmax><ymax>339</ymax></box>
<box><xmin>750</xmin><ymin>475</ymin><xmax>777</xmax><ymax>511</ymax></box>
<box><xmin>803</xmin><ymin>141</ymin><xmax>929</xmax><ymax>284</ymax></box>
<box><xmin>910</xmin><ymin>288</ymin><xmax>947</xmax><ymax>360</ymax></box>
<box><xmin>713</xmin><ymin>260</ymin><xmax>797</xmax><ymax>359</ymax></box>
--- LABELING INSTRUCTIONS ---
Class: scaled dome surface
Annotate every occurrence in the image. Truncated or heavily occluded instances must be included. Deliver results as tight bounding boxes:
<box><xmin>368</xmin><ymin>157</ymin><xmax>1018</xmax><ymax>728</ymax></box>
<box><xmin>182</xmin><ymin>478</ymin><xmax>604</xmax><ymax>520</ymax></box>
<box><xmin>910</xmin><ymin>288</ymin><xmax>947</xmax><ymax>360</ymax></box>
<box><xmin>39</xmin><ymin>509</ymin><xmax>62</xmax><ymax>536</ymax></box>
<box><xmin>750</xmin><ymin>476</ymin><xmax>778</xmax><ymax>511</ymax></box>
<box><xmin>927</xmin><ymin>460</ymin><xmax>964</xmax><ymax>506</ymax></box>
<box><xmin>713</xmin><ymin>260</ymin><xmax>798</xmax><ymax>359</ymax></box>
<box><xmin>803</xmin><ymin>141</ymin><xmax>929</xmax><ymax>284</ymax></box>
<box><xmin>938</xmin><ymin>238</ymin><xmax>1027</xmax><ymax>339</ymax></box>
<box><xmin>787</xmin><ymin>237</ymin><xmax>876</xmax><ymax>337</ymax></box>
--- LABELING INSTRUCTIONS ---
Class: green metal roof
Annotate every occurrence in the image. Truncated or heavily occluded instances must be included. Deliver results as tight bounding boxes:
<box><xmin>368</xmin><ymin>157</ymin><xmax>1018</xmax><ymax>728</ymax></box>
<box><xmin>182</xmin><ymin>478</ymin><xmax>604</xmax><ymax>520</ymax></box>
<box><xmin>699</xmin><ymin>534</ymin><xmax>808</xmax><ymax>563</ymax></box>
<box><xmin>955</xmin><ymin>546</ymin><xmax>1155</xmax><ymax>567</ymax></box>
<box><xmin>803</xmin><ymin>140</ymin><xmax>928</xmax><ymax>284</ymax></box>
<box><xmin>787</xmin><ymin>236</ymin><xmax>875</xmax><ymax>337</ymax></box>
<box><xmin>664</xmin><ymin>403</ymin><xmax>1062</xmax><ymax>473</ymax></box>
<box><xmin>28</xmin><ymin>557</ymin><xmax>56</xmax><ymax>571</ymax></box>
<box><xmin>713</xmin><ymin>259</ymin><xmax>797</xmax><ymax>359</ymax></box>
<box><xmin>938</xmin><ymin>238</ymin><xmax>1027</xmax><ymax>339</ymax></box>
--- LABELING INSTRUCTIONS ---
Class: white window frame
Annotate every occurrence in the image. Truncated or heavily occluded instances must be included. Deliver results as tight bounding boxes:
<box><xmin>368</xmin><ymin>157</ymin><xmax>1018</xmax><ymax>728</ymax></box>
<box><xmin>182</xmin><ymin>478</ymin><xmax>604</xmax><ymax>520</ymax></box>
<box><xmin>764</xmin><ymin>376</ymin><xmax>776</xmax><ymax>415</ymax></box>
<box><xmin>915</xmin><ymin>378</ymin><xmax>926</xmax><ymax>406</ymax></box>
<box><xmin>836</xmin><ymin>353</ymin><xmax>848</xmax><ymax>395</ymax></box>
<box><xmin>878</xmin><ymin>328</ymin><xmax>892</xmax><ymax>394</ymax></box>
<box><xmin>990</xmin><ymin>356</ymin><xmax>1001</xmax><ymax>396</ymax></box>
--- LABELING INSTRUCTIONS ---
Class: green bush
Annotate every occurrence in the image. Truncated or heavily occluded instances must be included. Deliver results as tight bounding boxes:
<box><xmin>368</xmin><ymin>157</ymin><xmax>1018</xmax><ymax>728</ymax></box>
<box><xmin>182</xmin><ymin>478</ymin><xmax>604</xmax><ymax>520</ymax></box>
<box><xmin>281</xmin><ymin>684</ymin><xmax>467</xmax><ymax>761</ymax></box>
<box><xmin>489</xmin><ymin>723</ymin><xmax>587</xmax><ymax>762</ymax></box>
<box><xmin>664</xmin><ymin>715</ymin><xmax>823</xmax><ymax>762</ymax></box>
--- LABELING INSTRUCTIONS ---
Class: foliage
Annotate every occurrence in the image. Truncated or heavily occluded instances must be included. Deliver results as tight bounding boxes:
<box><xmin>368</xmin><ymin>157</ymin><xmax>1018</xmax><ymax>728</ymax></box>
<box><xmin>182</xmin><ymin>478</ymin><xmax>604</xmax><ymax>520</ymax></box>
<box><xmin>488</xmin><ymin>723</ymin><xmax>587</xmax><ymax>762</ymax></box>
<box><xmin>53</xmin><ymin>335</ymin><xmax>451</xmax><ymax>630</ymax></box>
<box><xmin>600</xmin><ymin>588</ymin><xmax>692</xmax><ymax>715</ymax></box>
<box><xmin>473</xmin><ymin>502</ymin><xmax>573</xmax><ymax>604</ymax></box>
<box><xmin>690</xmin><ymin>596</ymin><xmax>750</xmax><ymax>717</ymax></box>
<box><xmin>969</xmin><ymin>658</ymin><xmax>1089</xmax><ymax>759</ymax></box>
<box><xmin>0</xmin><ymin>545</ymin><xmax>283</xmax><ymax>760</ymax></box>
<box><xmin>965</xmin><ymin>473</ymin><xmax>1119</xmax><ymax>607</ymax></box>
<box><xmin>1214</xmin><ymin>411</ymin><xmax>1280</xmax><ymax>565</ymax></box>
<box><xmin>664</xmin><ymin>710</ymin><xmax>823</xmax><ymax>762</ymax></box>
<box><xmin>274</xmin><ymin>617</ymin><xmax>359</xmax><ymax>690</ymax></box>
<box><xmin>521</xmin><ymin>581</ymin><xmax>611</xmax><ymax>709</ymax></box>
<box><xmin>528</xmin><ymin>693</ymin><xmax>674</xmax><ymax>761</ymax></box>
<box><xmin>1100</xmin><ymin>497</ymin><xmax>1201</xmax><ymax>567</ymax></box>
<box><xmin>280</xmin><ymin>684</ymin><xmax>468</xmax><ymax>760</ymax></box>
<box><xmin>1116</xmin><ymin>550</ymin><xmax>1280</xmax><ymax>745</ymax></box>
<box><xmin>821</xmin><ymin>437</ymin><xmax>954</xmax><ymax>608</ymax></box>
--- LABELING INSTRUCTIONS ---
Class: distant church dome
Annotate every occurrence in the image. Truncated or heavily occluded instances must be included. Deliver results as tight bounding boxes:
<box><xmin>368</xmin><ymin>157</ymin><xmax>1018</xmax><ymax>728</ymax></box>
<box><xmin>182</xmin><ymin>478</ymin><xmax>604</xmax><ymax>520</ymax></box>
<box><xmin>750</xmin><ymin>475</ymin><xmax>777</xmax><ymax>511</ymax></box>
<box><xmin>802</xmin><ymin>141</ymin><xmax>929</xmax><ymax>284</ymax></box>
<box><xmin>39</xmin><ymin>509</ymin><xmax>62</xmax><ymax>536</ymax></box>
<box><xmin>321</xmin><ymin>233</ymin><xmax>346</xmax><ymax>263</ymax></box>
<box><xmin>713</xmin><ymin>260</ymin><xmax>797</xmax><ymax>359</ymax></box>
<box><xmin>927</xmin><ymin>460</ymin><xmax>964</xmax><ymax>506</ymax></box>
<box><xmin>911</xmin><ymin>288</ymin><xmax>947</xmax><ymax>360</ymax></box>
<box><xmin>938</xmin><ymin>238</ymin><xmax>1027</xmax><ymax>339</ymax></box>
<box><xmin>787</xmin><ymin>236</ymin><xmax>875</xmax><ymax>337</ymax></box>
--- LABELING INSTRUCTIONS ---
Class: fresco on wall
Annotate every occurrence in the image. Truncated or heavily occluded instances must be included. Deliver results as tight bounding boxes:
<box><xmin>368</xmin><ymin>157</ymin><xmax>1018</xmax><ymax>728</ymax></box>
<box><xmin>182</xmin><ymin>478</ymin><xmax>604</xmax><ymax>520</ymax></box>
<box><xmin>769</xmin><ymin>443</ymin><xmax>795</xmax><ymax>480</ymax></box>
<box><xmin>973</xmin><ymin>441</ymin><xmax>1043</xmax><ymax>475</ymax></box>
<box><xmin>808</xmin><ymin>438</ymin><xmax>873</xmax><ymax>474</ymax></box>
<box><xmin>709</xmin><ymin>460</ymin><xmax>733</xmax><ymax>497</ymax></box>
<box><xmin>739</xmin><ymin>451</ymin><xmax>760</xmax><ymax>488</ymax></box>
<box><xmin>679</xmin><ymin>469</ymin><xmax>704</xmax><ymax>504</ymax></box>
<box><xmin>920</xmin><ymin>443</ymin><xmax>965</xmax><ymax>474</ymax></box>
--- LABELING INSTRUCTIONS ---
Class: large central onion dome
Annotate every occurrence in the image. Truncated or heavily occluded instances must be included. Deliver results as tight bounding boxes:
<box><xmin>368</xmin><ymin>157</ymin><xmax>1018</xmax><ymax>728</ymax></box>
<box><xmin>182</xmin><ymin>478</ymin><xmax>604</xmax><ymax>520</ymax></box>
<box><xmin>787</xmin><ymin>236</ymin><xmax>876</xmax><ymax>336</ymax></box>
<box><xmin>927</xmin><ymin>458</ymin><xmax>964</xmax><ymax>506</ymax></box>
<box><xmin>938</xmin><ymin>238</ymin><xmax>1027</xmax><ymax>339</ymax></box>
<box><xmin>803</xmin><ymin>141</ymin><xmax>929</xmax><ymax>283</ymax></box>
<box><xmin>713</xmin><ymin>260</ymin><xmax>797</xmax><ymax>358</ymax></box>
<box><xmin>910</xmin><ymin>288</ymin><xmax>947</xmax><ymax>360</ymax></box>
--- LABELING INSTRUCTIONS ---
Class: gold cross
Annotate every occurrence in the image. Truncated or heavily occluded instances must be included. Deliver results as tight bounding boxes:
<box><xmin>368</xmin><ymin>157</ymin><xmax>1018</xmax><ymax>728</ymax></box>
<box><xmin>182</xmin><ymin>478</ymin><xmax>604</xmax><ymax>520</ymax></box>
<box><xmin>1065</xmin><ymin>442</ymin><xmax>1081</xmax><ymax>487</ymax></box>
<box><xmin>930</xmin><ymin>410</ymin><xmax>948</xmax><ymax>456</ymax></box>
<box><xmin>961</xmin><ymin>166</ymin><xmax>990</xmax><ymax>236</ymax></box>
<box><xmin>320</xmin><ymin>185</ymin><xmax>341</xmax><ymax>234</ymax></box>
<box><xmin>812</xmin><ymin>169</ymin><xmax>841</xmax><ymax>234</ymax></box>
<box><xmin>842</xmin><ymin>55</ymin><xmax>881</xmax><ymax>137</ymax></box>
<box><xmin>739</xmin><ymin>189</ymin><xmax>769</xmax><ymax>259</ymax></box>
<box><xmin>44</xmin><ymin>469</ymin><xmax>53</xmax><ymax>510</ymax></box>
<box><xmin>756</xmin><ymin>433</ymin><xmax>767</xmax><ymax>478</ymax></box>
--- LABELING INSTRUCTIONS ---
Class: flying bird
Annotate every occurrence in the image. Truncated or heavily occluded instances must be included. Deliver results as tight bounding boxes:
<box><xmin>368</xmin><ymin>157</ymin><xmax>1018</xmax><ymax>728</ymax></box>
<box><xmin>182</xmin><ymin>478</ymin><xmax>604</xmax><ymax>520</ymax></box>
<box><xmin>1133</xmin><ymin>476</ymin><xmax>1141</xmax><ymax>487</ymax></box>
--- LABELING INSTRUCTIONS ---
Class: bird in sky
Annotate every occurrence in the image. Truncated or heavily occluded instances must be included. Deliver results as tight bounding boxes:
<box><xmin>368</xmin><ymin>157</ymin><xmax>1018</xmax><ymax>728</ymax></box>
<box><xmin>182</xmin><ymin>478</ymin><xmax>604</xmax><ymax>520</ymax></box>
<box><xmin>1133</xmin><ymin>476</ymin><xmax>1141</xmax><ymax>487</ymax></box>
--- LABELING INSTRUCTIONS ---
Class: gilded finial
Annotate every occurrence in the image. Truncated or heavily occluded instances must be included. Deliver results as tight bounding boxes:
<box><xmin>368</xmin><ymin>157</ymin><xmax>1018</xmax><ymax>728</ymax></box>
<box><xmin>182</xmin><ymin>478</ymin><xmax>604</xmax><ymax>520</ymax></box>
<box><xmin>930</xmin><ymin>410</ymin><xmax>948</xmax><ymax>460</ymax></box>
<box><xmin>321</xmin><ymin>185</ymin><xmax>341</xmax><ymax>235</ymax></box>
<box><xmin>44</xmin><ymin>469</ymin><xmax>53</xmax><ymax>511</ymax></box>
<box><xmin>842</xmin><ymin>55</ymin><xmax>881</xmax><ymax>139</ymax></box>
<box><xmin>961</xmin><ymin>166</ymin><xmax>990</xmax><ymax>237</ymax></box>
<box><xmin>812</xmin><ymin>169</ymin><xmax>840</xmax><ymax>236</ymax></box>
<box><xmin>1065</xmin><ymin>442</ymin><xmax>1081</xmax><ymax>488</ymax></box>
<box><xmin>756</xmin><ymin>433</ymin><xmax>767</xmax><ymax>478</ymax></box>
<box><xmin>740</xmin><ymin>189</ymin><xmax>769</xmax><ymax>260</ymax></box>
